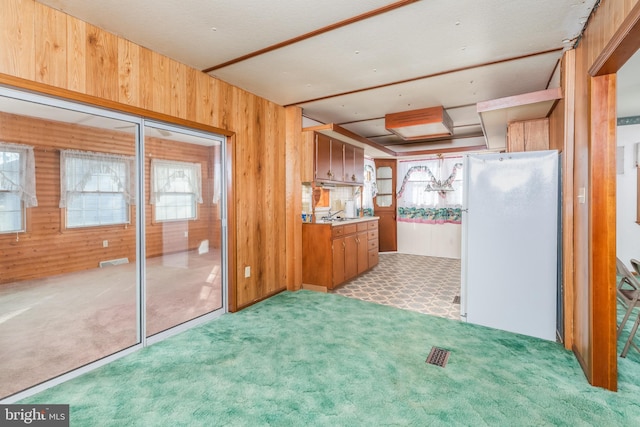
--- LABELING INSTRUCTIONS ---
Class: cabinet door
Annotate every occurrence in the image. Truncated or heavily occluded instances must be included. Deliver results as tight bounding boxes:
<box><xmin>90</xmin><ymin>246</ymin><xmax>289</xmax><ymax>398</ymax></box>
<box><xmin>344</xmin><ymin>234</ymin><xmax>358</xmax><ymax>281</ymax></box>
<box><xmin>344</xmin><ymin>144</ymin><xmax>355</xmax><ymax>182</ymax></box>
<box><xmin>344</xmin><ymin>145</ymin><xmax>365</xmax><ymax>184</ymax></box>
<box><xmin>332</xmin><ymin>237</ymin><xmax>345</xmax><ymax>288</ymax></box>
<box><xmin>353</xmin><ymin>146</ymin><xmax>365</xmax><ymax>184</ymax></box>
<box><xmin>316</xmin><ymin>133</ymin><xmax>332</xmax><ymax>181</ymax></box>
<box><xmin>330</xmin><ymin>139</ymin><xmax>344</xmax><ymax>182</ymax></box>
<box><xmin>357</xmin><ymin>230</ymin><xmax>369</xmax><ymax>274</ymax></box>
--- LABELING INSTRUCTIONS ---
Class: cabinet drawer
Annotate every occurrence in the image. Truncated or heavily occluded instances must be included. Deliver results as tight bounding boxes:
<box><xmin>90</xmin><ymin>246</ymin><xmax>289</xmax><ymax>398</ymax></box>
<box><xmin>332</xmin><ymin>226</ymin><xmax>344</xmax><ymax>238</ymax></box>
<box><xmin>368</xmin><ymin>239</ymin><xmax>378</xmax><ymax>250</ymax></box>
<box><xmin>367</xmin><ymin>221</ymin><xmax>378</xmax><ymax>230</ymax></box>
<box><xmin>343</xmin><ymin>224</ymin><xmax>357</xmax><ymax>235</ymax></box>
<box><xmin>357</xmin><ymin>222</ymin><xmax>368</xmax><ymax>232</ymax></box>
<box><xmin>368</xmin><ymin>250</ymin><xmax>379</xmax><ymax>268</ymax></box>
<box><xmin>368</xmin><ymin>229</ymin><xmax>378</xmax><ymax>241</ymax></box>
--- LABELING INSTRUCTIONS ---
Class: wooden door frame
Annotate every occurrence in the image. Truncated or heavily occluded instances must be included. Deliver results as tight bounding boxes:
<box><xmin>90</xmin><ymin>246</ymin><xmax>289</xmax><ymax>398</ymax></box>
<box><xmin>584</xmin><ymin>2</ymin><xmax>640</xmax><ymax>390</ymax></box>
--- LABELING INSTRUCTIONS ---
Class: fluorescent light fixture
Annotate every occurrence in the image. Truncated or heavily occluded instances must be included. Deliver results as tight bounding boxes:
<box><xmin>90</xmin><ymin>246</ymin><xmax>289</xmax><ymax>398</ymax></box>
<box><xmin>385</xmin><ymin>106</ymin><xmax>453</xmax><ymax>141</ymax></box>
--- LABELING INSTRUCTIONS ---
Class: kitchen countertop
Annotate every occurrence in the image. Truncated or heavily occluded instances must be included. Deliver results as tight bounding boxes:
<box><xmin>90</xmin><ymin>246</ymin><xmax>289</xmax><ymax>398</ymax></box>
<box><xmin>307</xmin><ymin>216</ymin><xmax>379</xmax><ymax>226</ymax></box>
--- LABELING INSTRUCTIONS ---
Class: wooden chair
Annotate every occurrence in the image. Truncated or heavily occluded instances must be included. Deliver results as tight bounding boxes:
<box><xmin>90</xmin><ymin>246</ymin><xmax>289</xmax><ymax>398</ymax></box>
<box><xmin>616</xmin><ymin>257</ymin><xmax>640</xmax><ymax>357</ymax></box>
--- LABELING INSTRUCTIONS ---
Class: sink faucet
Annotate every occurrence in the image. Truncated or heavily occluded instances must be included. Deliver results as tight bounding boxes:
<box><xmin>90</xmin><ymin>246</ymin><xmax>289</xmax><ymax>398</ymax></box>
<box><xmin>322</xmin><ymin>209</ymin><xmax>344</xmax><ymax>221</ymax></box>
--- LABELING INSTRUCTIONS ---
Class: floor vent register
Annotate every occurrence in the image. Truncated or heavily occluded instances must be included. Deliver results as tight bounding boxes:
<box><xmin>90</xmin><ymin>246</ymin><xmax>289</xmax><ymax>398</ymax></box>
<box><xmin>426</xmin><ymin>346</ymin><xmax>450</xmax><ymax>368</ymax></box>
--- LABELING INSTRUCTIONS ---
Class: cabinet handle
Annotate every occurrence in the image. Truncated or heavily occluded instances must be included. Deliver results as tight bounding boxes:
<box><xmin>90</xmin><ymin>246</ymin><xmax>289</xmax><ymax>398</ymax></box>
<box><xmin>343</xmin><ymin>241</ymin><xmax>346</xmax><ymax>248</ymax></box>
<box><xmin>327</xmin><ymin>170</ymin><xmax>333</xmax><ymax>178</ymax></box>
<box><xmin>352</xmin><ymin>174</ymin><xmax>356</xmax><ymax>181</ymax></box>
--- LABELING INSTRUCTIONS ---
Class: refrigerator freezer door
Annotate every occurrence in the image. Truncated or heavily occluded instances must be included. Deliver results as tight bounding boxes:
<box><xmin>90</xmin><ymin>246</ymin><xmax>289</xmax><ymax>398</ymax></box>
<box><xmin>461</xmin><ymin>151</ymin><xmax>558</xmax><ymax>341</ymax></box>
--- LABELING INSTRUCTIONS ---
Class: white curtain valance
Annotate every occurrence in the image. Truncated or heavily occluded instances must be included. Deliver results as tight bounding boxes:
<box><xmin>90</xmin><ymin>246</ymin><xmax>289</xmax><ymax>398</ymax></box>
<box><xmin>150</xmin><ymin>158</ymin><xmax>203</xmax><ymax>205</ymax></box>
<box><xmin>0</xmin><ymin>141</ymin><xmax>38</xmax><ymax>207</ymax></box>
<box><xmin>59</xmin><ymin>149</ymin><xmax>135</xmax><ymax>208</ymax></box>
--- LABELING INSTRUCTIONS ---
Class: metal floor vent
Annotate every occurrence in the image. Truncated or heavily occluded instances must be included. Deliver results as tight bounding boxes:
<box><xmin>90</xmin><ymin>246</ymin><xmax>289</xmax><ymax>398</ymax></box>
<box><xmin>426</xmin><ymin>347</ymin><xmax>450</xmax><ymax>368</ymax></box>
<box><xmin>452</xmin><ymin>295</ymin><xmax>460</xmax><ymax>304</ymax></box>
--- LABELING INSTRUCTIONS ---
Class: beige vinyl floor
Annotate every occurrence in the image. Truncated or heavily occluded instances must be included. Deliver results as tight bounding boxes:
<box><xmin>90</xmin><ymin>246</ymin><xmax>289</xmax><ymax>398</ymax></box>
<box><xmin>333</xmin><ymin>253</ymin><xmax>462</xmax><ymax>320</ymax></box>
<box><xmin>0</xmin><ymin>250</ymin><xmax>223</xmax><ymax>399</ymax></box>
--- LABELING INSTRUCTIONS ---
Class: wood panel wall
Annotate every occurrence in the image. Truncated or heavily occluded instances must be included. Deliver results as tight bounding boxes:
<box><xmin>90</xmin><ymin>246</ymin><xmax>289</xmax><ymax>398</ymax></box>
<box><xmin>0</xmin><ymin>112</ymin><xmax>221</xmax><ymax>283</ymax></box>
<box><xmin>549</xmin><ymin>50</ymin><xmax>576</xmax><ymax>351</ymax></box>
<box><xmin>0</xmin><ymin>0</ymin><xmax>289</xmax><ymax>310</ymax></box>
<box><xmin>571</xmin><ymin>0</ymin><xmax>640</xmax><ymax>390</ymax></box>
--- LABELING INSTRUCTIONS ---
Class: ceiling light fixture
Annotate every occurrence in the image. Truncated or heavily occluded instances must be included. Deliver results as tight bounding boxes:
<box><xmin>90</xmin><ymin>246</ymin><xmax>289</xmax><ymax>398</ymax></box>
<box><xmin>385</xmin><ymin>106</ymin><xmax>453</xmax><ymax>141</ymax></box>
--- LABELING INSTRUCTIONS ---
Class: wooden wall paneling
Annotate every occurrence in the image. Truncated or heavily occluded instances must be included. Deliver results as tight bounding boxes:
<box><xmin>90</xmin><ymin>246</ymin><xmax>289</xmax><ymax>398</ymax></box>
<box><xmin>548</xmin><ymin>99</ymin><xmax>565</xmax><ymax>153</ymax></box>
<box><xmin>152</xmin><ymin>52</ymin><xmax>169</xmax><ymax>115</ymax></box>
<box><xmin>85</xmin><ymin>24</ymin><xmax>118</xmax><ymax>101</ymax></box>
<box><xmin>234</xmin><ymin>94</ymin><xmax>259</xmax><ymax>307</ymax></box>
<box><xmin>572</xmin><ymin>33</ymin><xmax>592</xmax><ymax>381</ymax></box>
<box><xmin>0</xmin><ymin>0</ymin><xmax>35</xmax><ymax>80</ymax></box>
<box><xmin>66</xmin><ymin>13</ymin><xmax>86</xmax><ymax>93</ymax></box>
<box><xmin>185</xmin><ymin>67</ymin><xmax>198</xmax><ymax>122</ymax></box>
<box><xmin>557</xmin><ymin>49</ymin><xmax>576</xmax><ymax>350</ymax></box>
<box><xmin>588</xmin><ymin>74</ymin><xmax>618</xmax><ymax>391</ymax></box>
<box><xmin>194</xmin><ymin>70</ymin><xmax>215</xmax><ymax>126</ymax></box>
<box><xmin>138</xmin><ymin>46</ymin><xmax>154</xmax><ymax>111</ymax></box>
<box><xmin>285</xmin><ymin>106</ymin><xmax>303</xmax><ymax>291</ymax></box>
<box><xmin>34</xmin><ymin>2</ymin><xmax>67</xmax><ymax>87</ymax></box>
<box><xmin>118</xmin><ymin>38</ymin><xmax>140</xmax><ymax>107</ymax></box>
<box><xmin>272</xmin><ymin>102</ymin><xmax>287</xmax><ymax>294</ymax></box>
<box><xmin>169</xmin><ymin>61</ymin><xmax>187</xmax><ymax>120</ymax></box>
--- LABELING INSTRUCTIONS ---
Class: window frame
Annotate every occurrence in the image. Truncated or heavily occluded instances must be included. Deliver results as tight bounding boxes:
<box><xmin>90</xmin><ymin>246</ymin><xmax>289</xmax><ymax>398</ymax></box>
<box><xmin>150</xmin><ymin>158</ymin><xmax>203</xmax><ymax>223</ymax></box>
<box><xmin>0</xmin><ymin>142</ymin><xmax>37</xmax><ymax>234</ymax></box>
<box><xmin>61</xmin><ymin>150</ymin><xmax>135</xmax><ymax>229</ymax></box>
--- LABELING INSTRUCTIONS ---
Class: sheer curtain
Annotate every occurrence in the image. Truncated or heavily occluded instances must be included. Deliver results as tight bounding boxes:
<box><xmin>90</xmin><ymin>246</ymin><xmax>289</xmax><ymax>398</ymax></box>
<box><xmin>396</xmin><ymin>156</ymin><xmax>463</xmax><ymax>224</ymax></box>
<box><xmin>361</xmin><ymin>157</ymin><xmax>377</xmax><ymax>216</ymax></box>
<box><xmin>59</xmin><ymin>149</ymin><xmax>135</xmax><ymax>208</ymax></box>
<box><xmin>150</xmin><ymin>158</ymin><xmax>203</xmax><ymax>205</ymax></box>
<box><xmin>0</xmin><ymin>141</ymin><xmax>38</xmax><ymax>207</ymax></box>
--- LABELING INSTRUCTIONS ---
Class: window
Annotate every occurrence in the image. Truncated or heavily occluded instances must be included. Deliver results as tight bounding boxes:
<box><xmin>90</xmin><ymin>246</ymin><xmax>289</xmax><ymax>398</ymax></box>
<box><xmin>60</xmin><ymin>150</ymin><xmax>135</xmax><ymax>228</ymax></box>
<box><xmin>150</xmin><ymin>159</ymin><xmax>202</xmax><ymax>221</ymax></box>
<box><xmin>0</xmin><ymin>142</ymin><xmax>37</xmax><ymax>233</ymax></box>
<box><xmin>396</xmin><ymin>157</ymin><xmax>464</xmax><ymax>224</ymax></box>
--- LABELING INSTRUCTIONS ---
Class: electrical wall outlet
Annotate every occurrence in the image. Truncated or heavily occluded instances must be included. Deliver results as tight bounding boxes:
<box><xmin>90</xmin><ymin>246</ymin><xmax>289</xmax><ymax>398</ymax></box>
<box><xmin>184</xmin><ymin>231</ymin><xmax>188</xmax><ymax>238</ymax></box>
<box><xmin>103</xmin><ymin>240</ymin><xmax>108</xmax><ymax>248</ymax></box>
<box><xmin>244</xmin><ymin>266</ymin><xmax>251</xmax><ymax>278</ymax></box>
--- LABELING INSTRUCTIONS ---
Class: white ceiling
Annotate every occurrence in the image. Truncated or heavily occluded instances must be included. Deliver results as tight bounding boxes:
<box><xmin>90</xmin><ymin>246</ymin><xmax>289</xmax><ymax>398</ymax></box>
<box><xmin>35</xmin><ymin>0</ymin><xmax>640</xmax><ymax>157</ymax></box>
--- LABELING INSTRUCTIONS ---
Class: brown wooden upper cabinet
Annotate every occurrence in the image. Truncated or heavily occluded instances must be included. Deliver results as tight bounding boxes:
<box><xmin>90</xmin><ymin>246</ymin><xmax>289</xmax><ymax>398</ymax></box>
<box><xmin>344</xmin><ymin>144</ymin><xmax>365</xmax><ymax>184</ymax></box>
<box><xmin>507</xmin><ymin>118</ymin><xmax>549</xmax><ymax>152</ymax></box>
<box><xmin>314</xmin><ymin>133</ymin><xmax>364</xmax><ymax>185</ymax></box>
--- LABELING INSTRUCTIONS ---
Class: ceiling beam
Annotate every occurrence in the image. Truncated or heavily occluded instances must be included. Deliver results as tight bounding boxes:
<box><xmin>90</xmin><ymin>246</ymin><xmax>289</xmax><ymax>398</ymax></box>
<box><xmin>202</xmin><ymin>0</ymin><xmax>419</xmax><ymax>73</ymax></box>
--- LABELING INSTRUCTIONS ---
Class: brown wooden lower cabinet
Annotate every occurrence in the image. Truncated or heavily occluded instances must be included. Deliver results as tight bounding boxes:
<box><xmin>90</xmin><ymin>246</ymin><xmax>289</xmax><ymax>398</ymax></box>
<box><xmin>302</xmin><ymin>219</ymin><xmax>379</xmax><ymax>290</ymax></box>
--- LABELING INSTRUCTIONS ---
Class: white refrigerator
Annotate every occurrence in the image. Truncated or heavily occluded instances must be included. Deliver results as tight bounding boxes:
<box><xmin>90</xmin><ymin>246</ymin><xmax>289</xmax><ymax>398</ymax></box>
<box><xmin>460</xmin><ymin>150</ymin><xmax>559</xmax><ymax>341</ymax></box>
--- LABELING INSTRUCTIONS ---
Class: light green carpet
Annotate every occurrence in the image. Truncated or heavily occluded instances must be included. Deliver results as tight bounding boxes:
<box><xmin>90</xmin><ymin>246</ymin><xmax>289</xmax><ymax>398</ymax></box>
<box><xmin>22</xmin><ymin>290</ymin><xmax>640</xmax><ymax>426</ymax></box>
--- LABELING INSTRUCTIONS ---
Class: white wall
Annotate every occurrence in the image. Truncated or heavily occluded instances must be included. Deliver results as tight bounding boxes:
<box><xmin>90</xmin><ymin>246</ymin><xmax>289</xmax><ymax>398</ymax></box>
<box><xmin>616</xmin><ymin>124</ymin><xmax>640</xmax><ymax>270</ymax></box>
<box><xmin>397</xmin><ymin>222</ymin><xmax>461</xmax><ymax>259</ymax></box>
